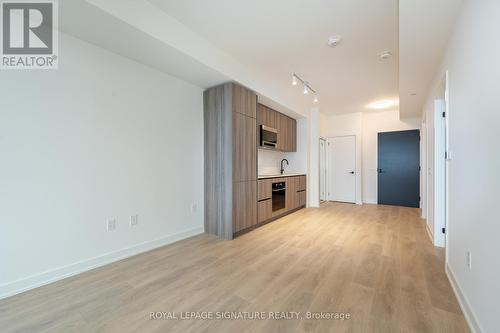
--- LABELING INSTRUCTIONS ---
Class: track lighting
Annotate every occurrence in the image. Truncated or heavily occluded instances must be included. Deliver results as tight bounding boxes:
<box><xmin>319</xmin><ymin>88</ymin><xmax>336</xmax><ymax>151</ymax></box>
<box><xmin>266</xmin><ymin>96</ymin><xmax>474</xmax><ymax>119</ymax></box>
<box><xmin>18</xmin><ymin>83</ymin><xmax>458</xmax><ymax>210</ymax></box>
<box><xmin>291</xmin><ymin>73</ymin><xmax>318</xmax><ymax>103</ymax></box>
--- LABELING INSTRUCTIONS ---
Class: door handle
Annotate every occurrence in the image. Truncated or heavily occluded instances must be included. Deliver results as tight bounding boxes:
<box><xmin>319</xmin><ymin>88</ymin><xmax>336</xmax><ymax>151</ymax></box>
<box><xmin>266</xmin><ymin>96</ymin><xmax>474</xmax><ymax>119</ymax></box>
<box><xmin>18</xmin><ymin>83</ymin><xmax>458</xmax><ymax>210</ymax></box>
<box><xmin>349</xmin><ymin>171</ymin><xmax>355</xmax><ymax>174</ymax></box>
<box><xmin>377</xmin><ymin>169</ymin><xmax>385</xmax><ymax>173</ymax></box>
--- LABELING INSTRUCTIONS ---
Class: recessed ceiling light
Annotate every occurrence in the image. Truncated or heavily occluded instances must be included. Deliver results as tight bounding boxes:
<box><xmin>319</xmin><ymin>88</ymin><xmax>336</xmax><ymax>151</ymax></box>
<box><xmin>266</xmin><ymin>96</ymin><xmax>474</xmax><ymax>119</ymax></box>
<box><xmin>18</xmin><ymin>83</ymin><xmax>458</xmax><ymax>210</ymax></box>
<box><xmin>379</xmin><ymin>51</ymin><xmax>392</xmax><ymax>60</ymax></box>
<box><xmin>327</xmin><ymin>36</ymin><xmax>342</xmax><ymax>47</ymax></box>
<box><xmin>367</xmin><ymin>99</ymin><xmax>399</xmax><ymax>110</ymax></box>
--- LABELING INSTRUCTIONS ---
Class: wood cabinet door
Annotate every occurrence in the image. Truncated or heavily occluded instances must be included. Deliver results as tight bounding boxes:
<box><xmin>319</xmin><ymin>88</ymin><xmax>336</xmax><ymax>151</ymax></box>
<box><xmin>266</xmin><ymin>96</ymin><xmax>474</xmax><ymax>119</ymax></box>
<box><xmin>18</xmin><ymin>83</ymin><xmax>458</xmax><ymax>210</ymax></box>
<box><xmin>258</xmin><ymin>179</ymin><xmax>272</xmax><ymax>201</ymax></box>
<box><xmin>258</xmin><ymin>199</ymin><xmax>272</xmax><ymax>223</ymax></box>
<box><xmin>297</xmin><ymin>190</ymin><xmax>306</xmax><ymax>207</ymax></box>
<box><xmin>286</xmin><ymin>177</ymin><xmax>296</xmax><ymax>211</ymax></box>
<box><xmin>233</xmin><ymin>181</ymin><xmax>257</xmax><ymax>232</ymax></box>
<box><xmin>233</xmin><ymin>84</ymin><xmax>256</xmax><ymax>118</ymax></box>
<box><xmin>275</xmin><ymin>113</ymin><xmax>285</xmax><ymax>151</ymax></box>
<box><xmin>295</xmin><ymin>176</ymin><xmax>307</xmax><ymax>191</ymax></box>
<box><xmin>233</xmin><ymin>112</ymin><xmax>257</xmax><ymax>182</ymax></box>
<box><xmin>289</xmin><ymin>117</ymin><xmax>297</xmax><ymax>152</ymax></box>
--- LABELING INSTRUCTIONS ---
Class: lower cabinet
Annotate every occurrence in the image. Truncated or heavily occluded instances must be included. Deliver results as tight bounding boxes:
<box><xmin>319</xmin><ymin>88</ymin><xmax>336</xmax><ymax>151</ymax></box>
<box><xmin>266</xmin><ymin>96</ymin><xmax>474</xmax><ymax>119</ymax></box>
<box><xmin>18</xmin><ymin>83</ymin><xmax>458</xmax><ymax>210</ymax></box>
<box><xmin>258</xmin><ymin>199</ymin><xmax>272</xmax><ymax>223</ymax></box>
<box><xmin>233</xmin><ymin>181</ymin><xmax>257</xmax><ymax>233</ymax></box>
<box><xmin>296</xmin><ymin>190</ymin><xmax>306</xmax><ymax>207</ymax></box>
<box><xmin>256</xmin><ymin>175</ymin><xmax>307</xmax><ymax>227</ymax></box>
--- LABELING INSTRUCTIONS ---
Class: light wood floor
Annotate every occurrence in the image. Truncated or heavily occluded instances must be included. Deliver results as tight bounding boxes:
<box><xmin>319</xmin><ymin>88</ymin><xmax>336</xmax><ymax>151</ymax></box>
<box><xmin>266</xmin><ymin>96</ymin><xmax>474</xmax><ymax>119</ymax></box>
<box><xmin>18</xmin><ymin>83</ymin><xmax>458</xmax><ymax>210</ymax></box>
<box><xmin>0</xmin><ymin>203</ymin><xmax>468</xmax><ymax>333</ymax></box>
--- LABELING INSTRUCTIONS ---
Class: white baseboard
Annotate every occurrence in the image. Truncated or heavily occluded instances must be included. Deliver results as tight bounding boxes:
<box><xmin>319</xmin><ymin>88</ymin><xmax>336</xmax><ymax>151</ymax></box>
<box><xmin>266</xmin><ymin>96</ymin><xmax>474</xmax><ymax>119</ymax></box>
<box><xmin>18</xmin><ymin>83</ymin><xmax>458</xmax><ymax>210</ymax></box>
<box><xmin>0</xmin><ymin>226</ymin><xmax>204</xmax><ymax>300</ymax></box>
<box><xmin>425</xmin><ymin>221</ymin><xmax>434</xmax><ymax>244</ymax></box>
<box><xmin>445</xmin><ymin>263</ymin><xmax>482</xmax><ymax>333</ymax></box>
<box><xmin>362</xmin><ymin>200</ymin><xmax>377</xmax><ymax>205</ymax></box>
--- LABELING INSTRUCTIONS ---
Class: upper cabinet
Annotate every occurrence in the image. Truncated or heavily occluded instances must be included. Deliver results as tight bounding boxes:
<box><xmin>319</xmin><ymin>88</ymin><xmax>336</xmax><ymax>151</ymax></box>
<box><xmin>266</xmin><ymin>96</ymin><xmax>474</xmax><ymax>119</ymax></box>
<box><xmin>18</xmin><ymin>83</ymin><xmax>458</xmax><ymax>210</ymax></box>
<box><xmin>257</xmin><ymin>103</ymin><xmax>297</xmax><ymax>152</ymax></box>
<box><xmin>233</xmin><ymin>84</ymin><xmax>257</xmax><ymax>118</ymax></box>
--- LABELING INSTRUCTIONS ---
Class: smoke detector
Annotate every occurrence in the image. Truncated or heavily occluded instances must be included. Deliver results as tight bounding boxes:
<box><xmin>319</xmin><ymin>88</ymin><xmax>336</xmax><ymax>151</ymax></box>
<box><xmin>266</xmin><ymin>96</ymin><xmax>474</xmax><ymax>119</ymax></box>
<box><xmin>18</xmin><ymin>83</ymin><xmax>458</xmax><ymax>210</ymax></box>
<box><xmin>379</xmin><ymin>51</ymin><xmax>392</xmax><ymax>60</ymax></box>
<box><xmin>327</xmin><ymin>36</ymin><xmax>342</xmax><ymax>47</ymax></box>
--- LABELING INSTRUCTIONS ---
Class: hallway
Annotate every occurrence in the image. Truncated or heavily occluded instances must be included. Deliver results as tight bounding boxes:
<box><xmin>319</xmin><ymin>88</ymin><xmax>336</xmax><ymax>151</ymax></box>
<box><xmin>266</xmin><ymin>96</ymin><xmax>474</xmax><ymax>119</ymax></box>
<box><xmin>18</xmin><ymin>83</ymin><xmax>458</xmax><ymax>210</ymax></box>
<box><xmin>0</xmin><ymin>203</ymin><xmax>467</xmax><ymax>332</ymax></box>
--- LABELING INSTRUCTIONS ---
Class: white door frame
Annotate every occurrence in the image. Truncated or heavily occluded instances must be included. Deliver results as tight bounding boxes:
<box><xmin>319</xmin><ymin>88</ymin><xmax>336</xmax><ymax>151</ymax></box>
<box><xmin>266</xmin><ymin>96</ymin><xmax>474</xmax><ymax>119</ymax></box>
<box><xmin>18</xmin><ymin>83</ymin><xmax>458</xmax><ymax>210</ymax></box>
<box><xmin>326</xmin><ymin>135</ymin><xmax>357</xmax><ymax>203</ymax></box>
<box><xmin>444</xmin><ymin>70</ymin><xmax>450</xmax><ymax>263</ymax></box>
<box><xmin>319</xmin><ymin>137</ymin><xmax>328</xmax><ymax>201</ymax></box>
<box><xmin>434</xmin><ymin>100</ymin><xmax>446</xmax><ymax>247</ymax></box>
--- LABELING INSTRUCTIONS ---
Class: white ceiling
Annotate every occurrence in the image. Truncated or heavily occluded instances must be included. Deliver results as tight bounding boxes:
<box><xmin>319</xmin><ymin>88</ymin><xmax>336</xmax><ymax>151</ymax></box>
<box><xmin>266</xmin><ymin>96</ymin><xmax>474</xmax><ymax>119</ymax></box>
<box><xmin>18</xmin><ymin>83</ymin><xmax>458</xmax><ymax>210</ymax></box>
<box><xmin>399</xmin><ymin>0</ymin><xmax>464</xmax><ymax>117</ymax></box>
<box><xmin>149</xmin><ymin>0</ymin><xmax>399</xmax><ymax>116</ymax></box>
<box><xmin>59</xmin><ymin>0</ymin><xmax>464</xmax><ymax>118</ymax></box>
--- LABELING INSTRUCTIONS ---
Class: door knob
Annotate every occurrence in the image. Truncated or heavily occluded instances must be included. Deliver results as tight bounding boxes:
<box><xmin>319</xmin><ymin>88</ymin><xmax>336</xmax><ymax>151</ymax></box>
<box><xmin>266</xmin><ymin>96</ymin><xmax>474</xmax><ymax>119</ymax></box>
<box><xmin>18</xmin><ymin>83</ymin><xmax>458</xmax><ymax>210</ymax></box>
<box><xmin>378</xmin><ymin>169</ymin><xmax>385</xmax><ymax>173</ymax></box>
<box><xmin>349</xmin><ymin>171</ymin><xmax>355</xmax><ymax>174</ymax></box>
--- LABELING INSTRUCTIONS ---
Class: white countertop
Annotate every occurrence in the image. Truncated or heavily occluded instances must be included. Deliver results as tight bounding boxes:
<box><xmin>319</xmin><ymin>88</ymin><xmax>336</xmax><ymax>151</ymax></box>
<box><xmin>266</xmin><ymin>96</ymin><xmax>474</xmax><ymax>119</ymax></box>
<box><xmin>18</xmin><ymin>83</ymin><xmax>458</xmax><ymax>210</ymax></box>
<box><xmin>258</xmin><ymin>173</ymin><xmax>306</xmax><ymax>179</ymax></box>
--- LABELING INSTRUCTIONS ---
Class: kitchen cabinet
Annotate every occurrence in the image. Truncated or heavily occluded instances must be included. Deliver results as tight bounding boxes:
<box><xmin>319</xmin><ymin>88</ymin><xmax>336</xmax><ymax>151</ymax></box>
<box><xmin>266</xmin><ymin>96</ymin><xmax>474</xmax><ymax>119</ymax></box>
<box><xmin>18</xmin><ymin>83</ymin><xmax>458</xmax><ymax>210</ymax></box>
<box><xmin>233</xmin><ymin>112</ymin><xmax>257</xmax><ymax>182</ymax></box>
<box><xmin>256</xmin><ymin>175</ymin><xmax>307</xmax><ymax>226</ymax></box>
<box><xmin>233</xmin><ymin>181</ymin><xmax>257</xmax><ymax>233</ymax></box>
<box><xmin>204</xmin><ymin>82</ymin><xmax>258</xmax><ymax>239</ymax></box>
<box><xmin>285</xmin><ymin>176</ymin><xmax>296</xmax><ymax>210</ymax></box>
<box><xmin>258</xmin><ymin>179</ymin><xmax>272</xmax><ymax>201</ymax></box>
<box><xmin>258</xmin><ymin>199</ymin><xmax>272</xmax><ymax>223</ymax></box>
<box><xmin>257</xmin><ymin>103</ymin><xmax>296</xmax><ymax>152</ymax></box>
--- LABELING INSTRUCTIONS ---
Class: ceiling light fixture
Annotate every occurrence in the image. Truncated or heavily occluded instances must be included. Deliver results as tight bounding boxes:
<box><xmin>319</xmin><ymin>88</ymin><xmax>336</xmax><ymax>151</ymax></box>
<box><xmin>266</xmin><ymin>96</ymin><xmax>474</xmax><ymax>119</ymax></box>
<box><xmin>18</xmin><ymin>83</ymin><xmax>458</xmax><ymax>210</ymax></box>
<box><xmin>366</xmin><ymin>98</ymin><xmax>399</xmax><ymax>110</ymax></box>
<box><xmin>291</xmin><ymin>73</ymin><xmax>318</xmax><ymax>103</ymax></box>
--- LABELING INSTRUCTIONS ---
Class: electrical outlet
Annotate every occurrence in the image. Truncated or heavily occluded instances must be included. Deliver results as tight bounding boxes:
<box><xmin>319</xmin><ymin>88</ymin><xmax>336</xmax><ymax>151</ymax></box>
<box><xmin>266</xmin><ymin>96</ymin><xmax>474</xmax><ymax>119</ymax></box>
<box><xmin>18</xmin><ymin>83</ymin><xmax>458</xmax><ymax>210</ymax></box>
<box><xmin>130</xmin><ymin>215</ymin><xmax>139</xmax><ymax>226</ymax></box>
<box><xmin>191</xmin><ymin>203</ymin><xmax>197</xmax><ymax>213</ymax></box>
<box><xmin>107</xmin><ymin>219</ymin><xmax>116</xmax><ymax>231</ymax></box>
<box><xmin>467</xmin><ymin>251</ymin><xmax>472</xmax><ymax>270</ymax></box>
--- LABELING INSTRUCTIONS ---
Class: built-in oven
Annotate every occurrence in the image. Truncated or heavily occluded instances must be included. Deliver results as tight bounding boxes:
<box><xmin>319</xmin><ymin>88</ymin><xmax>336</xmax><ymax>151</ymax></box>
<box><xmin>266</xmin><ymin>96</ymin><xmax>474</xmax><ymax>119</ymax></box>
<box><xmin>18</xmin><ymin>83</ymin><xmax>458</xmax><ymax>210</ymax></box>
<box><xmin>272</xmin><ymin>181</ymin><xmax>286</xmax><ymax>212</ymax></box>
<box><xmin>260</xmin><ymin>125</ymin><xmax>278</xmax><ymax>149</ymax></box>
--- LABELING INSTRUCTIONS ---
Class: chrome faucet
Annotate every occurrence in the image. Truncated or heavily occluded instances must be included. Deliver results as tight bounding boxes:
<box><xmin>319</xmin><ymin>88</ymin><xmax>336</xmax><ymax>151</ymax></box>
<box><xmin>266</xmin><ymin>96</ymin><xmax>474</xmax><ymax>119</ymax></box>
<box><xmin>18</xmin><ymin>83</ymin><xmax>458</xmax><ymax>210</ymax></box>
<box><xmin>280</xmin><ymin>159</ymin><xmax>289</xmax><ymax>175</ymax></box>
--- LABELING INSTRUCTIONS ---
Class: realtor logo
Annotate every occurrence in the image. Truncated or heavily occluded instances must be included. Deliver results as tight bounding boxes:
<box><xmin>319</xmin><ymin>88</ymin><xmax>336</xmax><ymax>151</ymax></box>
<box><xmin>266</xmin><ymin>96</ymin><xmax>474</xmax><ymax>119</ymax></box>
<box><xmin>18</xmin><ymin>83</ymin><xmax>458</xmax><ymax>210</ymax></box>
<box><xmin>1</xmin><ymin>0</ymin><xmax>58</xmax><ymax>69</ymax></box>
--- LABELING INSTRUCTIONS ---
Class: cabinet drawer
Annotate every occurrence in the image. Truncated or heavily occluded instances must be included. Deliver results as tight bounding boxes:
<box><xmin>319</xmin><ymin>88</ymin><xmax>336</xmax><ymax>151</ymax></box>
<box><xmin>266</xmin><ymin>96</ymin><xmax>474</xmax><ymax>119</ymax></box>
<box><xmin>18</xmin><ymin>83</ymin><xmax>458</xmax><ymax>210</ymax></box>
<box><xmin>258</xmin><ymin>199</ymin><xmax>272</xmax><ymax>223</ymax></box>
<box><xmin>258</xmin><ymin>179</ymin><xmax>272</xmax><ymax>201</ymax></box>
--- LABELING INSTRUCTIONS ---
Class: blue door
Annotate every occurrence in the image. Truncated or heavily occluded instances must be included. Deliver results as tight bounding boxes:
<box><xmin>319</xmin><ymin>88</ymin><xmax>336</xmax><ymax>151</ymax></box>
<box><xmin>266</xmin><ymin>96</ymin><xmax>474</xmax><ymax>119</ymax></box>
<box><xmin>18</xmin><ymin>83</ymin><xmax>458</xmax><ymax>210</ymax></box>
<box><xmin>378</xmin><ymin>130</ymin><xmax>420</xmax><ymax>207</ymax></box>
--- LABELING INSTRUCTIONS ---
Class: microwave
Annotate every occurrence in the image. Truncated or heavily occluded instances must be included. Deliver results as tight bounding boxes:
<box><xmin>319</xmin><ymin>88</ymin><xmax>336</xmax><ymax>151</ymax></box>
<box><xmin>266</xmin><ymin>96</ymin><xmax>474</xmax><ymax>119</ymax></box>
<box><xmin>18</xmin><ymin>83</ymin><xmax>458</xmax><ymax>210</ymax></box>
<box><xmin>260</xmin><ymin>125</ymin><xmax>278</xmax><ymax>148</ymax></box>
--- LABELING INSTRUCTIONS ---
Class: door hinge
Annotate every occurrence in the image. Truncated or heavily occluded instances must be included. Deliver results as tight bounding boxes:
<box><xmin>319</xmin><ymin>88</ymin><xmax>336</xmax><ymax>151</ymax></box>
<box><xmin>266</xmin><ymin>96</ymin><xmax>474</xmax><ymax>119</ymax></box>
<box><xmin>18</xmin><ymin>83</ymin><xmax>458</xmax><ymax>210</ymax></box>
<box><xmin>442</xmin><ymin>227</ymin><xmax>446</xmax><ymax>234</ymax></box>
<box><xmin>442</xmin><ymin>111</ymin><xmax>446</xmax><ymax>118</ymax></box>
<box><xmin>445</xmin><ymin>151</ymin><xmax>448</xmax><ymax>159</ymax></box>
<box><xmin>419</xmin><ymin>166</ymin><xmax>421</xmax><ymax>171</ymax></box>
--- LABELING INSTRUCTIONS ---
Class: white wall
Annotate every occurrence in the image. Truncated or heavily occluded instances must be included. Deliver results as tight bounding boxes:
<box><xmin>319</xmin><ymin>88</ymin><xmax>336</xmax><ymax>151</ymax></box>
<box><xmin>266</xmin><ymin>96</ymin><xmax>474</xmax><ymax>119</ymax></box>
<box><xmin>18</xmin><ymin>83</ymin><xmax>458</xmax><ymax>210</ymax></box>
<box><xmin>422</xmin><ymin>1</ymin><xmax>500</xmax><ymax>332</ymax></box>
<box><xmin>0</xmin><ymin>33</ymin><xmax>204</xmax><ymax>298</ymax></box>
<box><xmin>319</xmin><ymin>110</ymin><xmax>419</xmax><ymax>205</ymax></box>
<box><xmin>362</xmin><ymin>110</ymin><xmax>420</xmax><ymax>204</ymax></box>
<box><xmin>320</xmin><ymin>112</ymin><xmax>363</xmax><ymax>205</ymax></box>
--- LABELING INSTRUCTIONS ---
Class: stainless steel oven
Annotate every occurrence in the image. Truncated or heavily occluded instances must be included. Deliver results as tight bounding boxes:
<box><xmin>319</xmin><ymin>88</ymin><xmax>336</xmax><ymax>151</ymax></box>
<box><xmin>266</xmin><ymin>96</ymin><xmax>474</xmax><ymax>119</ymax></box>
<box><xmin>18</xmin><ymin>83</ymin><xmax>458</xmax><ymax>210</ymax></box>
<box><xmin>272</xmin><ymin>181</ymin><xmax>286</xmax><ymax>212</ymax></box>
<box><xmin>260</xmin><ymin>125</ymin><xmax>278</xmax><ymax>148</ymax></box>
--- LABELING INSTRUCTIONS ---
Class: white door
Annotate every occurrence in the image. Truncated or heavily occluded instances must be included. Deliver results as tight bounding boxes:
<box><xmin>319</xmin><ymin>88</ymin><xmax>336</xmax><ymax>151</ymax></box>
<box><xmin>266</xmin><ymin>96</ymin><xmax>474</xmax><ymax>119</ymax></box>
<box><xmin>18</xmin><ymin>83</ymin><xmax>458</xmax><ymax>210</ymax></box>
<box><xmin>328</xmin><ymin>136</ymin><xmax>356</xmax><ymax>203</ymax></box>
<box><xmin>319</xmin><ymin>138</ymin><xmax>327</xmax><ymax>201</ymax></box>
